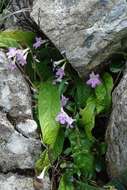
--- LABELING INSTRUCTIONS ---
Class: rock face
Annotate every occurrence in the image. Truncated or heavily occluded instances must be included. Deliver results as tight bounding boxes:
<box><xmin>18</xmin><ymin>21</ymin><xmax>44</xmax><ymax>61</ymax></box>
<box><xmin>0</xmin><ymin>51</ymin><xmax>32</xmax><ymax>118</ymax></box>
<box><xmin>0</xmin><ymin>111</ymin><xmax>40</xmax><ymax>172</ymax></box>
<box><xmin>31</xmin><ymin>0</ymin><xmax>127</xmax><ymax>76</ymax></box>
<box><xmin>106</xmin><ymin>69</ymin><xmax>127</xmax><ymax>177</ymax></box>
<box><xmin>0</xmin><ymin>173</ymin><xmax>34</xmax><ymax>190</ymax></box>
<box><xmin>0</xmin><ymin>50</ymin><xmax>43</xmax><ymax>189</ymax></box>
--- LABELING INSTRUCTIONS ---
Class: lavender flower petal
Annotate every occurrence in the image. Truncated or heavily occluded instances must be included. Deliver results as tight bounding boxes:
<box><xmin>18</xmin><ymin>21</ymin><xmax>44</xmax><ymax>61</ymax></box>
<box><xmin>86</xmin><ymin>72</ymin><xmax>101</xmax><ymax>88</ymax></box>
<box><xmin>55</xmin><ymin>68</ymin><xmax>65</xmax><ymax>82</ymax></box>
<box><xmin>33</xmin><ymin>37</ymin><xmax>43</xmax><ymax>49</ymax></box>
<box><xmin>6</xmin><ymin>48</ymin><xmax>17</xmax><ymax>58</ymax></box>
<box><xmin>56</xmin><ymin>108</ymin><xmax>75</xmax><ymax>128</ymax></box>
<box><xmin>16</xmin><ymin>49</ymin><xmax>28</xmax><ymax>66</ymax></box>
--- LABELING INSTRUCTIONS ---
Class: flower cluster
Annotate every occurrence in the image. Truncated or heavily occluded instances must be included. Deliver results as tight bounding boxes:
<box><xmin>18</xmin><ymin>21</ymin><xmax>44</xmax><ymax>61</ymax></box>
<box><xmin>56</xmin><ymin>107</ymin><xmax>74</xmax><ymax>128</ymax></box>
<box><xmin>6</xmin><ymin>47</ymin><xmax>29</xmax><ymax>71</ymax></box>
<box><xmin>56</xmin><ymin>93</ymin><xmax>75</xmax><ymax>128</ymax></box>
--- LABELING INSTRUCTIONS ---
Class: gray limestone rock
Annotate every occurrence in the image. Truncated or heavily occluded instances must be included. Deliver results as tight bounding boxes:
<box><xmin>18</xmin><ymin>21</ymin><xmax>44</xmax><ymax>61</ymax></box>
<box><xmin>16</xmin><ymin>119</ymin><xmax>38</xmax><ymax>138</ymax></box>
<box><xmin>0</xmin><ymin>50</ymin><xmax>41</xmax><ymax>172</ymax></box>
<box><xmin>31</xmin><ymin>0</ymin><xmax>127</xmax><ymax>76</ymax></box>
<box><xmin>0</xmin><ymin>173</ymin><xmax>51</xmax><ymax>190</ymax></box>
<box><xmin>106</xmin><ymin>68</ymin><xmax>127</xmax><ymax>177</ymax></box>
<box><xmin>0</xmin><ymin>32</ymin><xmax>50</xmax><ymax>189</ymax></box>
<box><xmin>0</xmin><ymin>111</ymin><xmax>41</xmax><ymax>173</ymax></box>
<box><xmin>0</xmin><ymin>173</ymin><xmax>34</xmax><ymax>190</ymax></box>
<box><xmin>0</xmin><ymin>50</ymin><xmax>32</xmax><ymax>118</ymax></box>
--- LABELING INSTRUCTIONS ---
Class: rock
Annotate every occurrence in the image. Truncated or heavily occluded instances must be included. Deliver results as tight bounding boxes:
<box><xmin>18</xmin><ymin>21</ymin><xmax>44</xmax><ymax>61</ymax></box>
<box><xmin>0</xmin><ymin>173</ymin><xmax>34</xmax><ymax>190</ymax></box>
<box><xmin>106</xmin><ymin>68</ymin><xmax>127</xmax><ymax>177</ymax></box>
<box><xmin>0</xmin><ymin>111</ymin><xmax>41</xmax><ymax>172</ymax></box>
<box><xmin>0</xmin><ymin>173</ymin><xmax>51</xmax><ymax>190</ymax></box>
<box><xmin>0</xmin><ymin>50</ymin><xmax>32</xmax><ymax>118</ymax></box>
<box><xmin>16</xmin><ymin>119</ymin><xmax>38</xmax><ymax>139</ymax></box>
<box><xmin>0</xmin><ymin>50</ymin><xmax>41</xmax><ymax>173</ymax></box>
<box><xmin>31</xmin><ymin>0</ymin><xmax>127</xmax><ymax>77</ymax></box>
<box><xmin>0</xmin><ymin>50</ymin><xmax>50</xmax><ymax>189</ymax></box>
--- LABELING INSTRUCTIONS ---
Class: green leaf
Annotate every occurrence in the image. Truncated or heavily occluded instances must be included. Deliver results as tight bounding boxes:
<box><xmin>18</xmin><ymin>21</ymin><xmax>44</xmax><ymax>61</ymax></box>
<box><xmin>35</xmin><ymin>150</ymin><xmax>50</xmax><ymax>174</ymax></box>
<box><xmin>58</xmin><ymin>80</ymin><xmax>68</xmax><ymax>96</ymax></box>
<box><xmin>80</xmin><ymin>96</ymin><xmax>96</xmax><ymax>139</ymax></box>
<box><xmin>102</xmin><ymin>72</ymin><xmax>113</xmax><ymax>111</ymax></box>
<box><xmin>0</xmin><ymin>37</ymin><xmax>19</xmax><ymax>48</ymax></box>
<box><xmin>95</xmin><ymin>73</ymin><xmax>113</xmax><ymax>113</ymax></box>
<box><xmin>74</xmin><ymin>78</ymin><xmax>92</xmax><ymax>108</ymax></box>
<box><xmin>38</xmin><ymin>81</ymin><xmax>61</xmax><ymax>145</ymax></box>
<box><xmin>0</xmin><ymin>30</ymin><xmax>35</xmax><ymax>47</ymax></box>
<box><xmin>95</xmin><ymin>83</ymin><xmax>107</xmax><ymax>114</ymax></box>
<box><xmin>58</xmin><ymin>174</ymin><xmax>74</xmax><ymax>190</ymax></box>
<box><xmin>48</xmin><ymin>128</ymin><xmax>64</xmax><ymax>162</ymax></box>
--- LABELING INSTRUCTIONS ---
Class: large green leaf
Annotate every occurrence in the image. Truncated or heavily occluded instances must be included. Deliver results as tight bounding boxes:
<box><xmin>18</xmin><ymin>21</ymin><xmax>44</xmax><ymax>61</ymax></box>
<box><xmin>80</xmin><ymin>96</ymin><xmax>96</xmax><ymax>139</ymax></box>
<box><xmin>0</xmin><ymin>30</ymin><xmax>35</xmax><ymax>47</ymax></box>
<box><xmin>0</xmin><ymin>37</ymin><xmax>19</xmax><ymax>48</ymax></box>
<box><xmin>38</xmin><ymin>81</ymin><xmax>61</xmax><ymax>145</ymax></box>
<box><xmin>48</xmin><ymin>128</ymin><xmax>64</xmax><ymax>162</ymax></box>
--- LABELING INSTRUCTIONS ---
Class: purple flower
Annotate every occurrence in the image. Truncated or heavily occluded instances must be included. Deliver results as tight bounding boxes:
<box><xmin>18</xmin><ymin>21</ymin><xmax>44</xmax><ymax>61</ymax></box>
<box><xmin>16</xmin><ymin>49</ymin><xmax>28</xmax><ymax>66</ymax></box>
<box><xmin>61</xmin><ymin>95</ymin><xmax>69</xmax><ymax>107</ymax></box>
<box><xmin>56</xmin><ymin>108</ymin><xmax>74</xmax><ymax>128</ymax></box>
<box><xmin>86</xmin><ymin>72</ymin><xmax>101</xmax><ymax>88</ymax></box>
<box><xmin>6</xmin><ymin>48</ymin><xmax>17</xmax><ymax>59</ymax></box>
<box><xmin>33</xmin><ymin>37</ymin><xmax>43</xmax><ymax>49</ymax></box>
<box><xmin>6</xmin><ymin>48</ymin><xmax>29</xmax><ymax>70</ymax></box>
<box><xmin>56</xmin><ymin>112</ymin><xmax>67</xmax><ymax>125</ymax></box>
<box><xmin>55</xmin><ymin>68</ymin><xmax>65</xmax><ymax>82</ymax></box>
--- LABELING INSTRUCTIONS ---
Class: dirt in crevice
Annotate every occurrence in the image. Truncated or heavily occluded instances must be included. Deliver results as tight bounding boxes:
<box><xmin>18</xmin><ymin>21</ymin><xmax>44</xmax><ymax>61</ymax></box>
<box><xmin>0</xmin><ymin>168</ymin><xmax>35</xmax><ymax>177</ymax></box>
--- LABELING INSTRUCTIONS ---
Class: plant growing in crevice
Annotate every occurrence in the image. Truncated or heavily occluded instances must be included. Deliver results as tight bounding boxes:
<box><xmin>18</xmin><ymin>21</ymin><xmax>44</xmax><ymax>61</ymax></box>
<box><xmin>0</xmin><ymin>30</ymin><xmax>126</xmax><ymax>190</ymax></box>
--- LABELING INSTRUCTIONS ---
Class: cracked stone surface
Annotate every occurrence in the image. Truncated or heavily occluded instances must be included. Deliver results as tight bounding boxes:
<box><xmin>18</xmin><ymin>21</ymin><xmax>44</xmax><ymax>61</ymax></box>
<box><xmin>0</xmin><ymin>173</ymin><xmax>34</xmax><ymax>190</ymax></box>
<box><xmin>31</xmin><ymin>0</ymin><xmax>127</xmax><ymax>77</ymax></box>
<box><xmin>0</xmin><ymin>50</ymin><xmax>43</xmax><ymax>189</ymax></box>
<box><xmin>106</xmin><ymin>68</ymin><xmax>127</xmax><ymax>177</ymax></box>
<box><xmin>16</xmin><ymin>119</ymin><xmax>38</xmax><ymax>139</ymax></box>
